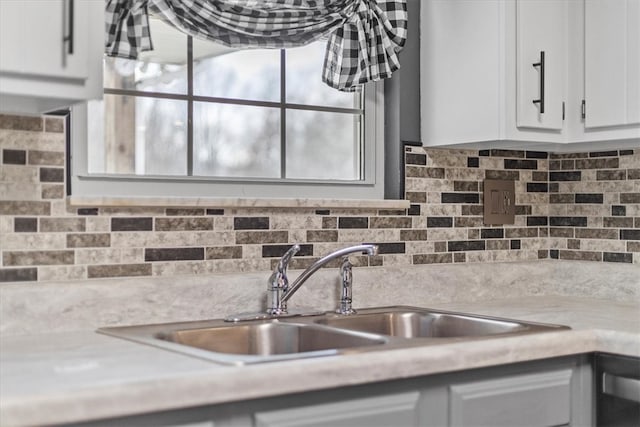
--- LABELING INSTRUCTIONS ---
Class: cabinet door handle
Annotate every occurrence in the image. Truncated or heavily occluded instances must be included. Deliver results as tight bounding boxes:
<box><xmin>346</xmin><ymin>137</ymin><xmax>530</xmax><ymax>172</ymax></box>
<box><xmin>532</xmin><ymin>51</ymin><xmax>545</xmax><ymax>114</ymax></box>
<box><xmin>603</xmin><ymin>373</ymin><xmax>640</xmax><ymax>403</ymax></box>
<box><xmin>63</xmin><ymin>0</ymin><xmax>74</xmax><ymax>55</ymax></box>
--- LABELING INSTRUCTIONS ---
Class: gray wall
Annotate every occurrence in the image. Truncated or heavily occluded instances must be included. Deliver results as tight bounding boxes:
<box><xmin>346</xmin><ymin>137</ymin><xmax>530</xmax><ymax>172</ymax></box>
<box><xmin>385</xmin><ymin>0</ymin><xmax>421</xmax><ymax>199</ymax></box>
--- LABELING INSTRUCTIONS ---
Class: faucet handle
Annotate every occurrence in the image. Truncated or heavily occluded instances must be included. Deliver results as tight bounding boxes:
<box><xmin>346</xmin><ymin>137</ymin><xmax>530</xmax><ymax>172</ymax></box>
<box><xmin>337</xmin><ymin>256</ymin><xmax>356</xmax><ymax>315</ymax></box>
<box><xmin>269</xmin><ymin>243</ymin><xmax>300</xmax><ymax>288</ymax></box>
<box><xmin>267</xmin><ymin>244</ymin><xmax>300</xmax><ymax>315</ymax></box>
<box><xmin>274</xmin><ymin>244</ymin><xmax>300</xmax><ymax>280</ymax></box>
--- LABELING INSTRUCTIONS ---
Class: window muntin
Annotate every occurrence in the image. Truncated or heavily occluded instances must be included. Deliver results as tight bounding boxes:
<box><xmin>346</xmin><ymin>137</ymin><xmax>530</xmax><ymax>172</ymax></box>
<box><xmin>89</xmin><ymin>17</ymin><xmax>365</xmax><ymax>182</ymax></box>
<box><xmin>75</xmin><ymin>17</ymin><xmax>383</xmax><ymax>201</ymax></box>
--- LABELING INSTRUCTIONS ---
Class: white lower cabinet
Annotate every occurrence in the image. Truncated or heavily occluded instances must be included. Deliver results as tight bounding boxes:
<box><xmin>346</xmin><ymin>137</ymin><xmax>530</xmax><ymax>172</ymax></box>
<box><xmin>76</xmin><ymin>355</ymin><xmax>593</xmax><ymax>427</ymax></box>
<box><xmin>449</xmin><ymin>370</ymin><xmax>572</xmax><ymax>426</ymax></box>
<box><xmin>254</xmin><ymin>391</ymin><xmax>421</xmax><ymax>427</ymax></box>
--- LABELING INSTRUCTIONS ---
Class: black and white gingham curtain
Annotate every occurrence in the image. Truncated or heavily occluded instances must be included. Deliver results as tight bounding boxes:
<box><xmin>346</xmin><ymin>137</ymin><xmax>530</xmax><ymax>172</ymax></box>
<box><xmin>105</xmin><ymin>0</ymin><xmax>407</xmax><ymax>92</ymax></box>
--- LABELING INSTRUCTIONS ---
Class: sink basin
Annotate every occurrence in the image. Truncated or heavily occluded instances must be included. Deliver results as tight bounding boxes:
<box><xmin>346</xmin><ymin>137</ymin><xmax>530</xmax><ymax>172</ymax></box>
<box><xmin>163</xmin><ymin>322</ymin><xmax>386</xmax><ymax>356</ymax></box>
<box><xmin>316</xmin><ymin>311</ymin><xmax>533</xmax><ymax>338</ymax></box>
<box><xmin>98</xmin><ymin>306</ymin><xmax>569</xmax><ymax>365</ymax></box>
<box><xmin>99</xmin><ymin>320</ymin><xmax>387</xmax><ymax>365</ymax></box>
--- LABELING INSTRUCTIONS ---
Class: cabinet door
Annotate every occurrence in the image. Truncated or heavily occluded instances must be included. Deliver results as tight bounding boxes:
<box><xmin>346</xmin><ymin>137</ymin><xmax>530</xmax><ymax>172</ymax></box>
<box><xmin>420</xmin><ymin>0</ymin><xmax>504</xmax><ymax>145</ymax></box>
<box><xmin>0</xmin><ymin>0</ymin><xmax>89</xmax><ymax>80</ymax></box>
<box><xmin>585</xmin><ymin>0</ymin><xmax>640</xmax><ymax>128</ymax></box>
<box><xmin>254</xmin><ymin>391</ymin><xmax>420</xmax><ymax>427</ymax></box>
<box><xmin>516</xmin><ymin>0</ymin><xmax>567</xmax><ymax>131</ymax></box>
<box><xmin>449</xmin><ymin>369</ymin><xmax>573</xmax><ymax>427</ymax></box>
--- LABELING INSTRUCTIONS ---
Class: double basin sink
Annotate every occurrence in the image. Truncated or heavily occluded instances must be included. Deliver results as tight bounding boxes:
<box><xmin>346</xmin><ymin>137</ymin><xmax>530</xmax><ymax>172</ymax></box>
<box><xmin>98</xmin><ymin>306</ymin><xmax>570</xmax><ymax>365</ymax></box>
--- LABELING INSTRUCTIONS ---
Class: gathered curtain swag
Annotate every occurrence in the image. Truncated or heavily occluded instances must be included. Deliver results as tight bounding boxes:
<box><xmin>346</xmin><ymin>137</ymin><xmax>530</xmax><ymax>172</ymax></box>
<box><xmin>105</xmin><ymin>0</ymin><xmax>407</xmax><ymax>91</ymax></box>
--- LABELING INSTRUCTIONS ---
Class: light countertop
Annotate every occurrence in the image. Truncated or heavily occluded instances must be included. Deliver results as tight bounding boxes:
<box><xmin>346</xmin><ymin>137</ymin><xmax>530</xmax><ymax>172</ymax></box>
<box><xmin>1</xmin><ymin>296</ymin><xmax>639</xmax><ymax>427</ymax></box>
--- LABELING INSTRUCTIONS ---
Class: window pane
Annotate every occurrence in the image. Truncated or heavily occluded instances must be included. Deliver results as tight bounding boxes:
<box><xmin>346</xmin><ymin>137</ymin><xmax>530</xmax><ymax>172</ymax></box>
<box><xmin>193</xmin><ymin>45</ymin><xmax>280</xmax><ymax>102</ymax></box>
<box><xmin>286</xmin><ymin>42</ymin><xmax>360</xmax><ymax>109</ymax></box>
<box><xmin>193</xmin><ymin>103</ymin><xmax>280</xmax><ymax>178</ymax></box>
<box><xmin>88</xmin><ymin>94</ymin><xmax>188</xmax><ymax>175</ymax></box>
<box><xmin>104</xmin><ymin>19</ymin><xmax>188</xmax><ymax>94</ymax></box>
<box><xmin>286</xmin><ymin>110</ymin><xmax>362</xmax><ymax>180</ymax></box>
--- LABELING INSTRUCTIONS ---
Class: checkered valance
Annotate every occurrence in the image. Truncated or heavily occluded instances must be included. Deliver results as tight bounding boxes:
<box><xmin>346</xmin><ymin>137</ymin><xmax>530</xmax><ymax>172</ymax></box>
<box><xmin>105</xmin><ymin>0</ymin><xmax>407</xmax><ymax>92</ymax></box>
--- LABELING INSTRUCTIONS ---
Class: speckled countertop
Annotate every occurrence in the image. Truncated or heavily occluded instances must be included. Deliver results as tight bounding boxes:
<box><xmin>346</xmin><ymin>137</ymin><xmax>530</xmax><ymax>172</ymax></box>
<box><xmin>1</xmin><ymin>296</ymin><xmax>639</xmax><ymax>427</ymax></box>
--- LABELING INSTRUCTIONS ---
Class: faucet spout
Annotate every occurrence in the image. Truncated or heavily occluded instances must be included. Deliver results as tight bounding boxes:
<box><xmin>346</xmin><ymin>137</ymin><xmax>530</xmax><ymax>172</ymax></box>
<box><xmin>281</xmin><ymin>244</ymin><xmax>378</xmax><ymax>305</ymax></box>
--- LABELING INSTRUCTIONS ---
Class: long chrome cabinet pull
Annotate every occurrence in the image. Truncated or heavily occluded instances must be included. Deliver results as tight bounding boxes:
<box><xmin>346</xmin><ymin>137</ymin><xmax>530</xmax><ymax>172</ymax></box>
<box><xmin>603</xmin><ymin>373</ymin><xmax>640</xmax><ymax>403</ymax></box>
<box><xmin>63</xmin><ymin>0</ymin><xmax>74</xmax><ymax>55</ymax></box>
<box><xmin>532</xmin><ymin>50</ymin><xmax>545</xmax><ymax>114</ymax></box>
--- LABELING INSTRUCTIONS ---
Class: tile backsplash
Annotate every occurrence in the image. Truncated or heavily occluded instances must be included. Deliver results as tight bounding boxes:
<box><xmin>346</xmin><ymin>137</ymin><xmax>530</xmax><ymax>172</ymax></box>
<box><xmin>0</xmin><ymin>114</ymin><xmax>638</xmax><ymax>282</ymax></box>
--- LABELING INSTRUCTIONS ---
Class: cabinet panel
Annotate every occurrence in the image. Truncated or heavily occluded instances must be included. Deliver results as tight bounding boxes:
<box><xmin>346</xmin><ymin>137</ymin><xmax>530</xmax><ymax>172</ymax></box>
<box><xmin>0</xmin><ymin>0</ymin><xmax>102</xmax><ymax>114</ymax></box>
<box><xmin>585</xmin><ymin>0</ymin><xmax>640</xmax><ymax>128</ymax></box>
<box><xmin>0</xmin><ymin>0</ymin><xmax>89</xmax><ymax>80</ymax></box>
<box><xmin>420</xmin><ymin>0</ymin><xmax>504</xmax><ymax>145</ymax></box>
<box><xmin>449</xmin><ymin>369</ymin><xmax>572</xmax><ymax>426</ymax></box>
<box><xmin>254</xmin><ymin>391</ymin><xmax>420</xmax><ymax>427</ymax></box>
<box><xmin>516</xmin><ymin>0</ymin><xmax>567</xmax><ymax>130</ymax></box>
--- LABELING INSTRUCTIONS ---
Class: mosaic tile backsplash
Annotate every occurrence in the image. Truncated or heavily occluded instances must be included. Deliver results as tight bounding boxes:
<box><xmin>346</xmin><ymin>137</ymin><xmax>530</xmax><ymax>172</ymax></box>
<box><xmin>0</xmin><ymin>114</ymin><xmax>638</xmax><ymax>282</ymax></box>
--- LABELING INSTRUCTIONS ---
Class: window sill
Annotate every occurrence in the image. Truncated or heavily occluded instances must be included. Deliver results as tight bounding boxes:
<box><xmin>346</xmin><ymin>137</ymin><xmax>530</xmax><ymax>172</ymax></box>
<box><xmin>66</xmin><ymin>196</ymin><xmax>411</xmax><ymax>210</ymax></box>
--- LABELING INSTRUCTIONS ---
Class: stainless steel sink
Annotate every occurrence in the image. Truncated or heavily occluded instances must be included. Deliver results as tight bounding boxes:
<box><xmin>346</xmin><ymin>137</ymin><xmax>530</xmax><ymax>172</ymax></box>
<box><xmin>315</xmin><ymin>309</ymin><xmax>538</xmax><ymax>338</ymax></box>
<box><xmin>99</xmin><ymin>319</ymin><xmax>387</xmax><ymax>365</ymax></box>
<box><xmin>98</xmin><ymin>306</ymin><xmax>569</xmax><ymax>365</ymax></box>
<box><xmin>165</xmin><ymin>322</ymin><xmax>386</xmax><ymax>356</ymax></box>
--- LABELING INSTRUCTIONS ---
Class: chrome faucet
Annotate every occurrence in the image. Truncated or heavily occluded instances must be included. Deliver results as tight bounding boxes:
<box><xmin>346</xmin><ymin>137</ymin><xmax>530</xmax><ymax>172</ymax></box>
<box><xmin>225</xmin><ymin>243</ymin><xmax>378</xmax><ymax>322</ymax></box>
<box><xmin>267</xmin><ymin>244</ymin><xmax>378</xmax><ymax>316</ymax></box>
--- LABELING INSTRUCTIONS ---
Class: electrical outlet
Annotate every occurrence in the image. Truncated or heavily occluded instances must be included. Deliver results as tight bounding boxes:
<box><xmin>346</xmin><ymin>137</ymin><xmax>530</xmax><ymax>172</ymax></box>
<box><xmin>483</xmin><ymin>179</ymin><xmax>515</xmax><ymax>225</ymax></box>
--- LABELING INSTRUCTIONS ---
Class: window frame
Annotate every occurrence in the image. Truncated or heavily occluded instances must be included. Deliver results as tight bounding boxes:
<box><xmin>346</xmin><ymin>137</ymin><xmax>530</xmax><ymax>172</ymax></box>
<box><xmin>70</xmin><ymin>44</ymin><xmax>385</xmax><ymax>201</ymax></box>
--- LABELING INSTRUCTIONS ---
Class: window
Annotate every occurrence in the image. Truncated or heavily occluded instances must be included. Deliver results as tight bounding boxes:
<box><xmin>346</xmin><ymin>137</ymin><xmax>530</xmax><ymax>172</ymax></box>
<box><xmin>72</xmin><ymin>18</ymin><xmax>384</xmax><ymax>200</ymax></box>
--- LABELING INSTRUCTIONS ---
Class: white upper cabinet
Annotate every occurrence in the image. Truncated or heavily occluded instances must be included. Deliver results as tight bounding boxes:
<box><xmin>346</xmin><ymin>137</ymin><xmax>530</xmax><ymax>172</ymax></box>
<box><xmin>421</xmin><ymin>0</ymin><xmax>505</xmax><ymax>146</ymax></box>
<box><xmin>584</xmin><ymin>0</ymin><xmax>640</xmax><ymax>128</ymax></box>
<box><xmin>421</xmin><ymin>0</ymin><xmax>640</xmax><ymax>148</ymax></box>
<box><xmin>516</xmin><ymin>0</ymin><xmax>567</xmax><ymax>131</ymax></box>
<box><xmin>0</xmin><ymin>0</ymin><xmax>103</xmax><ymax>114</ymax></box>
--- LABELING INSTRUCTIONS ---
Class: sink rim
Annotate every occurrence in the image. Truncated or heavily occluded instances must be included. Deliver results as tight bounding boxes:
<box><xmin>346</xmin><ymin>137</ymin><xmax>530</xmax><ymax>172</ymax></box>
<box><xmin>97</xmin><ymin>305</ymin><xmax>570</xmax><ymax>365</ymax></box>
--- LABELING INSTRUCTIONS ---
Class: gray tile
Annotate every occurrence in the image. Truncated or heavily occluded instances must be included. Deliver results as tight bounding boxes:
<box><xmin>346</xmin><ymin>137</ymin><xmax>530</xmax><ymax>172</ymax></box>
<box><xmin>40</xmin><ymin>218</ymin><xmax>85</xmax><ymax>232</ymax></box>
<box><xmin>39</xmin><ymin>167</ymin><xmax>64</xmax><ymax>182</ymax></box>
<box><xmin>575</xmin><ymin>229</ymin><xmax>618</xmax><ymax>239</ymax></box>
<box><xmin>111</xmin><ymin>218</ymin><xmax>153</xmax><ymax>231</ymax></box>
<box><xmin>405</xmin><ymin>192</ymin><xmax>426</xmax><ymax>203</ymax></box>
<box><xmin>0</xmin><ymin>267</ymin><xmax>37</xmax><ymax>282</ymax></box>
<box><xmin>67</xmin><ymin>233</ymin><xmax>111</xmax><ymax>248</ymax></box>
<box><xmin>620</xmin><ymin>193</ymin><xmax>640</xmax><ymax>204</ymax></box>
<box><xmin>236</xmin><ymin>231</ymin><xmax>288</xmax><ymax>244</ymax></box>
<box><xmin>322</xmin><ymin>217</ymin><xmax>337</xmax><ymax>229</ymax></box>
<box><xmin>206</xmin><ymin>246</ymin><xmax>243</xmax><ymax>260</ymax></box>
<box><xmin>88</xmin><ymin>264</ymin><xmax>152</xmax><ymax>278</ymax></box>
<box><xmin>2</xmin><ymin>149</ymin><xmax>26</xmax><ymax>165</ymax></box>
<box><xmin>145</xmin><ymin>248</ymin><xmax>204</xmax><ymax>262</ymax></box>
<box><xmin>3</xmin><ymin>250</ymin><xmax>74</xmax><ymax>266</ymax></box>
<box><xmin>28</xmin><ymin>150</ymin><xmax>65</xmax><ymax>166</ymax></box>
<box><xmin>0</xmin><ymin>114</ymin><xmax>43</xmax><ymax>131</ymax></box>
<box><xmin>41</xmin><ymin>185</ymin><xmax>64</xmax><ymax>199</ymax></box>
<box><xmin>14</xmin><ymin>217</ymin><xmax>37</xmax><ymax>232</ymax></box>
<box><xmin>413</xmin><ymin>253</ymin><xmax>452</xmax><ymax>264</ymax></box>
<box><xmin>405</xmin><ymin>167</ymin><xmax>445</xmax><ymax>179</ymax></box>
<box><xmin>0</xmin><ymin>201</ymin><xmax>50</xmax><ymax>215</ymax></box>
<box><xmin>155</xmin><ymin>217</ymin><xmax>213</xmax><ymax>231</ymax></box>
<box><xmin>558</xmin><ymin>250</ymin><xmax>602</xmax><ymax>262</ymax></box>
<box><xmin>400</xmin><ymin>230</ymin><xmax>429</xmax><ymax>241</ymax></box>
<box><xmin>575</xmin><ymin>158</ymin><xmax>619</xmax><ymax>169</ymax></box>
<box><xmin>306</xmin><ymin>230</ymin><xmax>338</xmax><ymax>242</ymax></box>
<box><xmin>44</xmin><ymin>117</ymin><xmax>64</xmax><ymax>133</ymax></box>
<box><xmin>370</xmin><ymin>217</ymin><xmax>412</xmax><ymax>228</ymax></box>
